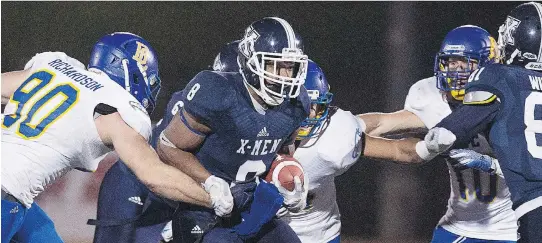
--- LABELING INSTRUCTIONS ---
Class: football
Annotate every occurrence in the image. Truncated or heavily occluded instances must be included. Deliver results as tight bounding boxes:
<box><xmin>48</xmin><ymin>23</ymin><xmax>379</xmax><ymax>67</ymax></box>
<box><xmin>265</xmin><ymin>154</ymin><xmax>305</xmax><ymax>191</ymax></box>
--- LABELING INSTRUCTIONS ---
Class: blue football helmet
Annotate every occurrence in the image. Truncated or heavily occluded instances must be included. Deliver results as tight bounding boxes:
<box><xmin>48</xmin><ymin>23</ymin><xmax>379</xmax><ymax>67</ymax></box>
<box><xmin>212</xmin><ymin>40</ymin><xmax>240</xmax><ymax>72</ymax></box>
<box><xmin>88</xmin><ymin>32</ymin><xmax>161</xmax><ymax>114</ymax></box>
<box><xmin>238</xmin><ymin>17</ymin><xmax>308</xmax><ymax>106</ymax></box>
<box><xmin>297</xmin><ymin>60</ymin><xmax>333</xmax><ymax>139</ymax></box>
<box><xmin>434</xmin><ymin>25</ymin><xmax>499</xmax><ymax>100</ymax></box>
<box><xmin>498</xmin><ymin>2</ymin><xmax>542</xmax><ymax>71</ymax></box>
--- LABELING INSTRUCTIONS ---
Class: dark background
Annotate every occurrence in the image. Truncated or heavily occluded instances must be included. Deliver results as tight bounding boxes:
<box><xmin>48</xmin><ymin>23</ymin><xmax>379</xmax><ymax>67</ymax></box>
<box><xmin>2</xmin><ymin>2</ymin><xmax>521</xmax><ymax>241</ymax></box>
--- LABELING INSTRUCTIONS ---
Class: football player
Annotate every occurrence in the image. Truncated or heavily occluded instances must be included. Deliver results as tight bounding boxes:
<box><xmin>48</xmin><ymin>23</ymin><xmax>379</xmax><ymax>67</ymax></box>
<box><xmin>1</xmin><ymin>33</ymin><xmax>216</xmax><ymax>242</ymax></box>
<box><xmin>90</xmin><ymin>40</ymin><xmax>242</xmax><ymax>243</ymax></box>
<box><xmin>157</xmin><ymin>17</ymin><xmax>311</xmax><ymax>242</ymax></box>
<box><xmin>421</xmin><ymin>2</ymin><xmax>542</xmax><ymax>242</ymax></box>
<box><xmin>211</xmin><ymin>40</ymin><xmax>241</xmax><ymax>73</ymax></box>
<box><xmin>278</xmin><ymin>60</ymin><xmax>366</xmax><ymax>243</ymax></box>
<box><xmin>357</xmin><ymin>25</ymin><xmax>518</xmax><ymax>242</ymax></box>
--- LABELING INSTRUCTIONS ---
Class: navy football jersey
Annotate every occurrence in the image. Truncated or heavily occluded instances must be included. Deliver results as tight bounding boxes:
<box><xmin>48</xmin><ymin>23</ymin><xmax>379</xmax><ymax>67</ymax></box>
<box><xmin>150</xmin><ymin>90</ymin><xmax>185</xmax><ymax>148</ymax></box>
<box><xmin>436</xmin><ymin>63</ymin><xmax>542</xmax><ymax>208</ymax></box>
<box><xmin>177</xmin><ymin>71</ymin><xmax>310</xmax><ymax>183</ymax></box>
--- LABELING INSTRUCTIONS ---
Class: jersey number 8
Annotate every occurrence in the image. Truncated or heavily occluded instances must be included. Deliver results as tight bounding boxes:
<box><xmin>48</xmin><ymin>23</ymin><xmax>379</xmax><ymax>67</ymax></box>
<box><xmin>524</xmin><ymin>92</ymin><xmax>542</xmax><ymax>159</ymax></box>
<box><xmin>186</xmin><ymin>83</ymin><xmax>200</xmax><ymax>101</ymax></box>
<box><xmin>2</xmin><ymin>70</ymin><xmax>79</xmax><ymax>139</ymax></box>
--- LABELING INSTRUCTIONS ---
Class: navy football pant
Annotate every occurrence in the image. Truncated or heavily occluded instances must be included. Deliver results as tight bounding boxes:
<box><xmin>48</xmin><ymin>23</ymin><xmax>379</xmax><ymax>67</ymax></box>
<box><xmin>517</xmin><ymin>206</ymin><xmax>542</xmax><ymax>243</ymax></box>
<box><xmin>91</xmin><ymin>161</ymin><xmax>175</xmax><ymax>243</ymax></box>
<box><xmin>202</xmin><ymin>218</ymin><xmax>299</xmax><ymax>243</ymax></box>
<box><xmin>172</xmin><ymin>206</ymin><xmax>300</xmax><ymax>243</ymax></box>
<box><xmin>172</xmin><ymin>181</ymin><xmax>300</xmax><ymax>243</ymax></box>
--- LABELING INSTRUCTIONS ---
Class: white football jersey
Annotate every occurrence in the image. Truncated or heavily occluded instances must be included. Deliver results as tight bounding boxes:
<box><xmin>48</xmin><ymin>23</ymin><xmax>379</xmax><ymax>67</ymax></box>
<box><xmin>404</xmin><ymin>77</ymin><xmax>517</xmax><ymax>241</ymax></box>
<box><xmin>282</xmin><ymin>108</ymin><xmax>365</xmax><ymax>243</ymax></box>
<box><xmin>2</xmin><ymin>52</ymin><xmax>152</xmax><ymax>208</ymax></box>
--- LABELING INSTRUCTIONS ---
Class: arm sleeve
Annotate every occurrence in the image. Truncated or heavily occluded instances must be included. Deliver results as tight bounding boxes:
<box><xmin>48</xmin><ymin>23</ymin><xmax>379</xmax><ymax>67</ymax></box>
<box><xmin>434</xmin><ymin>102</ymin><xmax>500</xmax><ymax>145</ymax></box>
<box><xmin>151</xmin><ymin>90</ymin><xmax>185</xmax><ymax>148</ymax></box>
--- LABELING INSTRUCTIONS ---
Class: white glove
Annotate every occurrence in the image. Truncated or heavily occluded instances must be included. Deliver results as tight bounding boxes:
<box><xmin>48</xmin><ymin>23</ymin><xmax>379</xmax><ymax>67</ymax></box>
<box><xmin>425</xmin><ymin>127</ymin><xmax>456</xmax><ymax>153</ymax></box>
<box><xmin>203</xmin><ymin>175</ymin><xmax>234</xmax><ymax>217</ymax></box>
<box><xmin>282</xmin><ymin>176</ymin><xmax>307</xmax><ymax>213</ymax></box>
<box><xmin>416</xmin><ymin>127</ymin><xmax>457</xmax><ymax>161</ymax></box>
<box><xmin>272</xmin><ymin>161</ymin><xmax>309</xmax><ymax>214</ymax></box>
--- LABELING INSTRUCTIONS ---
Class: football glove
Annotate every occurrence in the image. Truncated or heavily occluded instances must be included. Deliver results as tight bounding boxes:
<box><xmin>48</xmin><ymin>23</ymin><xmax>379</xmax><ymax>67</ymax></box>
<box><xmin>449</xmin><ymin>149</ymin><xmax>497</xmax><ymax>174</ymax></box>
<box><xmin>203</xmin><ymin>175</ymin><xmax>234</xmax><ymax>217</ymax></box>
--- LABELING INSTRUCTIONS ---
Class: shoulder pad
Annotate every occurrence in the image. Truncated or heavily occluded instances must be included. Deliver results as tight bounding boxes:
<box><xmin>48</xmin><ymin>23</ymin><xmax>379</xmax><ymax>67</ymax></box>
<box><xmin>463</xmin><ymin>91</ymin><xmax>498</xmax><ymax>105</ymax></box>
<box><xmin>100</xmin><ymin>85</ymin><xmax>152</xmax><ymax>141</ymax></box>
<box><xmin>117</xmin><ymin>99</ymin><xmax>152</xmax><ymax>141</ymax></box>
<box><xmin>24</xmin><ymin>52</ymin><xmax>85</xmax><ymax>71</ymax></box>
<box><xmin>404</xmin><ymin>76</ymin><xmax>451</xmax><ymax>128</ymax></box>
<box><xmin>463</xmin><ymin>64</ymin><xmax>503</xmax><ymax>105</ymax></box>
<box><xmin>317</xmin><ymin>109</ymin><xmax>364</xmax><ymax>169</ymax></box>
<box><xmin>404</xmin><ymin>77</ymin><xmax>441</xmax><ymax>110</ymax></box>
<box><xmin>181</xmin><ymin>71</ymin><xmax>235</xmax><ymax>127</ymax></box>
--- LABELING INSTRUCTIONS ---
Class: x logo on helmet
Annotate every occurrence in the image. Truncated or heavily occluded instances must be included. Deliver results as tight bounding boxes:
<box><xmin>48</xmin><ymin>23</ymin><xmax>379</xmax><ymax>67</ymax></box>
<box><xmin>504</xmin><ymin>16</ymin><xmax>521</xmax><ymax>45</ymax></box>
<box><xmin>239</xmin><ymin>26</ymin><xmax>260</xmax><ymax>58</ymax></box>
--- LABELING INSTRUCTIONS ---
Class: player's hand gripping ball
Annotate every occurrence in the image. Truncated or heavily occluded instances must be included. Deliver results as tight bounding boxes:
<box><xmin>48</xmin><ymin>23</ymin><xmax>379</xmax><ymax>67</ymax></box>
<box><xmin>265</xmin><ymin>154</ymin><xmax>308</xmax><ymax>213</ymax></box>
<box><xmin>264</xmin><ymin>154</ymin><xmax>304</xmax><ymax>191</ymax></box>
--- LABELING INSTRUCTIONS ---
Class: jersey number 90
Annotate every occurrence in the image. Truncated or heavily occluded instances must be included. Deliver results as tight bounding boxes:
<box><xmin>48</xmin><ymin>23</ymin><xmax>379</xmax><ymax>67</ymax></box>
<box><xmin>2</xmin><ymin>70</ymin><xmax>79</xmax><ymax>139</ymax></box>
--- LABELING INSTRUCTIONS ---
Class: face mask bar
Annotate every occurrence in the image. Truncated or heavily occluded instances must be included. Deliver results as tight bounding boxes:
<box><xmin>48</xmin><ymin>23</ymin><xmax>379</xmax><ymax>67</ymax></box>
<box><xmin>247</xmin><ymin>50</ymin><xmax>308</xmax><ymax>100</ymax></box>
<box><xmin>435</xmin><ymin>54</ymin><xmax>480</xmax><ymax>92</ymax></box>
<box><xmin>148</xmin><ymin>73</ymin><xmax>161</xmax><ymax>110</ymax></box>
<box><xmin>121</xmin><ymin>58</ymin><xmax>161</xmax><ymax>113</ymax></box>
<box><xmin>297</xmin><ymin>92</ymin><xmax>333</xmax><ymax>139</ymax></box>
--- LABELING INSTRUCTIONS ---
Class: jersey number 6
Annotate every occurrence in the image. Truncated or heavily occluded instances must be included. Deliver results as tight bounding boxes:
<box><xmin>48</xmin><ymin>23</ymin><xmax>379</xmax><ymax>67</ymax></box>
<box><xmin>2</xmin><ymin>70</ymin><xmax>79</xmax><ymax>139</ymax></box>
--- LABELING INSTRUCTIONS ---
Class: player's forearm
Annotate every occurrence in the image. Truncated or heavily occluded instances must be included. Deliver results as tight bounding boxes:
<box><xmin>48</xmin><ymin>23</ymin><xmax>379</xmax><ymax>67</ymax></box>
<box><xmin>2</xmin><ymin>70</ymin><xmax>35</xmax><ymax>104</ymax></box>
<box><xmin>357</xmin><ymin>113</ymin><xmax>387</xmax><ymax>136</ymax></box>
<box><xmin>363</xmin><ymin>136</ymin><xmax>425</xmax><ymax>164</ymax></box>
<box><xmin>1</xmin><ymin>71</ymin><xmax>25</xmax><ymax>105</ymax></box>
<box><xmin>394</xmin><ymin>138</ymin><xmax>426</xmax><ymax>164</ymax></box>
<box><xmin>144</xmin><ymin>163</ymin><xmax>212</xmax><ymax>208</ymax></box>
<box><xmin>114</xmin><ymin>135</ymin><xmax>212</xmax><ymax>208</ymax></box>
<box><xmin>157</xmin><ymin>142</ymin><xmax>212</xmax><ymax>184</ymax></box>
<box><xmin>358</xmin><ymin>110</ymin><xmax>425</xmax><ymax>137</ymax></box>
